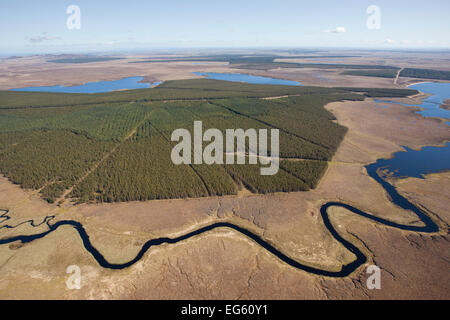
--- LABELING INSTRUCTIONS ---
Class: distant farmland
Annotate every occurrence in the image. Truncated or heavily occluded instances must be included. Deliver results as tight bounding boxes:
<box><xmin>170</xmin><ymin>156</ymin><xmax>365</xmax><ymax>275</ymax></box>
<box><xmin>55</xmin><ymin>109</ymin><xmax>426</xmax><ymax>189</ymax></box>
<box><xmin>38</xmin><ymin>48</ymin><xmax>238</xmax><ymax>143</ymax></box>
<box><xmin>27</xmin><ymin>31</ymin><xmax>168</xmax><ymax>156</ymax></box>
<box><xmin>0</xmin><ymin>80</ymin><xmax>416</xmax><ymax>204</ymax></box>
<box><xmin>47</xmin><ymin>56</ymin><xmax>124</xmax><ymax>64</ymax></box>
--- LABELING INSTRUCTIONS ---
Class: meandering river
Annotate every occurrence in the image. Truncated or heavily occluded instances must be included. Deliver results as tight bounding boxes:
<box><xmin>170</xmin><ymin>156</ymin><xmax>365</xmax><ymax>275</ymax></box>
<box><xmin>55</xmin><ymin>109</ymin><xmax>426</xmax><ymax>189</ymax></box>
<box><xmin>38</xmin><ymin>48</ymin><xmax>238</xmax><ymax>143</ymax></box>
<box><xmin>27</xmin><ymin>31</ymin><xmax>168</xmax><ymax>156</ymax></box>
<box><xmin>0</xmin><ymin>154</ymin><xmax>440</xmax><ymax>277</ymax></box>
<box><xmin>1</xmin><ymin>79</ymin><xmax>447</xmax><ymax>277</ymax></box>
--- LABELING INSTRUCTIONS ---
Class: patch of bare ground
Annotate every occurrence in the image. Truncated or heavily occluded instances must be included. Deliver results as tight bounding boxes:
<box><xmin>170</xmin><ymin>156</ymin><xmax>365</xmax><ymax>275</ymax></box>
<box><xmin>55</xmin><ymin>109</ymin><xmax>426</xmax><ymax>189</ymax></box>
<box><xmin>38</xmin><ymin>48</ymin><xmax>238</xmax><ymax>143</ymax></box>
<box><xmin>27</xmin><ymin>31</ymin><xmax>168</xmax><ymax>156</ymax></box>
<box><xmin>1</xmin><ymin>90</ymin><xmax>449</xmax><ymax>299</ymax></box>
<box><xmin>441</xmin><ymin>99</ymin><xmax>450</xmax><ymax>110</ymax></box>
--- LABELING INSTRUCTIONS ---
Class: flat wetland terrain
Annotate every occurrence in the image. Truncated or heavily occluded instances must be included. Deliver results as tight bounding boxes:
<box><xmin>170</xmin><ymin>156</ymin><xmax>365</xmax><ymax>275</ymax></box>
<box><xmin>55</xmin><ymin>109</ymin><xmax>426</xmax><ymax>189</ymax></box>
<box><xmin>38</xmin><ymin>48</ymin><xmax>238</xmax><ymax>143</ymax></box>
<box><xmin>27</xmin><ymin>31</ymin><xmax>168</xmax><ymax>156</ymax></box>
<box><xmin>0</xmin><ymin>50</ymin><xmax>449</xmax><ymax>299</ymax></box>
<box><xmin>2</xmin><ymin>50</ymin><xmax>450</xmax><ymax>90</ymax></box>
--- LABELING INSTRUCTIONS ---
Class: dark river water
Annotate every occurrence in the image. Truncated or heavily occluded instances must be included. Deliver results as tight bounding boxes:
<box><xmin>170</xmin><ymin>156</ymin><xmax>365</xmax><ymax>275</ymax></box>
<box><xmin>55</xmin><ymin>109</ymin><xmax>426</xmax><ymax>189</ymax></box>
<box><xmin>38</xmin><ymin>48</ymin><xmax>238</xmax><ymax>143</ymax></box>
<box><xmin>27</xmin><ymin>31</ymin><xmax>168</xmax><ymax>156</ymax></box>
<box><xmin>0</xmin><ymin>79</ymin><xmax>446</xmax><ymax>277</ymax></box>
<box><xmin>375</xmin><ymin>82</ymin><xmax>450</xmax><ymax>125</ymax></box>
<box><xmin>373</xmin><ymin>142</ymin><xmax>450</xmax><ymax>179</ymax></box>
<box><xmin>0</xmin><ymin>153</ymin><xmax>439</xmax><ymax>276</ymax></box>
<box><xmin>373</xmin><ymin>81</ymin><xmax>450</xmax><ymax>178</ymax></box>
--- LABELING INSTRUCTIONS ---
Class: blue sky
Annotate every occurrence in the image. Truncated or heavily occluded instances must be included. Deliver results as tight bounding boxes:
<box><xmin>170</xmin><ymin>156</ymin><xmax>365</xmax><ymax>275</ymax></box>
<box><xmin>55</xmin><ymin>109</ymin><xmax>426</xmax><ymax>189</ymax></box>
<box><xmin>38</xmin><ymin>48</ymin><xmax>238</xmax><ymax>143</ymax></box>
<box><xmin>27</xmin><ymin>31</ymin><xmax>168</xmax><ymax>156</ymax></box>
<box><xmin>1</xmin><ymin>0</ymin><xmax>449</xmax><ymax>54</ymax></box>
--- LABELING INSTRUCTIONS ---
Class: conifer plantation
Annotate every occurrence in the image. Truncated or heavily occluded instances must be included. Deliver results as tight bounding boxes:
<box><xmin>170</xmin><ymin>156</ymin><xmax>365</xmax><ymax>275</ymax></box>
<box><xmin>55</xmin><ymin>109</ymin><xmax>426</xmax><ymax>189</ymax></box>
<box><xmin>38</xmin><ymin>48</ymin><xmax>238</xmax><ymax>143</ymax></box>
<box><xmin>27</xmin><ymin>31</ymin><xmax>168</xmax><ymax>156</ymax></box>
<box><xmin>0</xmin><ymin>80</ymin><xmax>416</xmax><ymax>203</ymax></box>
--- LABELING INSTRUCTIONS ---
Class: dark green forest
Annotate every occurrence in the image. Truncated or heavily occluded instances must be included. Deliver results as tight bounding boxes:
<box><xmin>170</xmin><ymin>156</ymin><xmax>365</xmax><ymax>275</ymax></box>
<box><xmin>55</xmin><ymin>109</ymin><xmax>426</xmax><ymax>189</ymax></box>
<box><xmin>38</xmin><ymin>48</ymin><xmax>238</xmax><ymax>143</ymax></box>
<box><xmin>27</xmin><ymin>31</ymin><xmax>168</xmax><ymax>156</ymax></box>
<box><xmin>399</xmin><ymin>68</ymin><xmax>450</xmax><ymax>81</ymax></box>
<box><xmin>0</xmin><ymin>79</ymin><xmax>416</xmax><ymax>204</ymax></box>
<box><xmin>341</xmin><ymin>67</ymin><xmax>450</xmax><ymax>81</ymax></box>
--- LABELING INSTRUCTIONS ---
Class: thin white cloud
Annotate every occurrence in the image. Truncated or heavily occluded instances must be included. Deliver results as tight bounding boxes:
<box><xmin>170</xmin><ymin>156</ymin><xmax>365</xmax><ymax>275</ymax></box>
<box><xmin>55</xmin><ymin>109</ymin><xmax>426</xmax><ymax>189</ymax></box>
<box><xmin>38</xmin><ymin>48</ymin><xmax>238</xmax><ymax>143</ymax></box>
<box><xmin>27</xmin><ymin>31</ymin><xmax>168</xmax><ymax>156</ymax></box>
<box><xmin>27</xmin><ymin>32</ymin><xmax>60</xmax><ymax>44</ymax></box>
<box><xmin>384</xmin><ymin>38</ymin><xmax>397</xmax><ymax>44</ymax></box>
<box><xmin>324</xmin><ymin>27</ymin><xmax>346</xmax><ymax>34</ymax></box>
